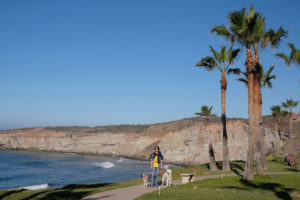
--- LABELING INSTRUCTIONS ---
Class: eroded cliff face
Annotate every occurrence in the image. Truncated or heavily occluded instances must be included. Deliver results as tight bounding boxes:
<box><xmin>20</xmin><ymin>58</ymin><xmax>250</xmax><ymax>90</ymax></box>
<box><xmin>0</xmin><ymin>117</ymin><xmax>285</xmax><ymax>166</ymax></box>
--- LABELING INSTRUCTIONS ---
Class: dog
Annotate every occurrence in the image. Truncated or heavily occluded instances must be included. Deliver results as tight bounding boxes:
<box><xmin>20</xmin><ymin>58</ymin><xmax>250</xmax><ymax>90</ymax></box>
<box><xmin>141</xmin><ymin>172</ymin><xmax>151</xmax><ymax>188</ymax></box>
<box><xmin>162</xmin><ymin>169</ymin><xmax>172</xmax><ymax>186</ymax></box>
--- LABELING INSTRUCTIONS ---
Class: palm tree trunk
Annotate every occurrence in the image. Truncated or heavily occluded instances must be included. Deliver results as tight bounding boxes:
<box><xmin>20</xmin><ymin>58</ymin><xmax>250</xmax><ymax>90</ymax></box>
<box><xmin>221</xmin><ymin>73</ymin><xmax>230</xmax><ymax>171</ymax></box>
<box><xmin>260</xmin><ymin>93</ymin><xmax>267</xmax><ymax>169</ymax></box>
<box><xmin>209</xmin><ymin>138</ymin><xmax>218</xmax><ymax>171</ymax></box>
<box><xmin>254</xmin><ymin>55</ymin><xmax>265</xmax><ymax>175</ymax></box>
<box><xmin>206</xmin><ymin>117</ymin><xmax>217</xmax><ymax>171</ymax></box>
<box><xmin>289</xmin><ymin>110</ymin><xmax>294</xmax><ymax>155</ymax></box>
<box><xmin>244</xmin><ymin>48</ymin><xmax>255</xmax><ymax>180</ymax></box>
<box><xmin>276</xmin><ymin>117</ymin><xmax>279</xmax><ymax>155</ymax></box>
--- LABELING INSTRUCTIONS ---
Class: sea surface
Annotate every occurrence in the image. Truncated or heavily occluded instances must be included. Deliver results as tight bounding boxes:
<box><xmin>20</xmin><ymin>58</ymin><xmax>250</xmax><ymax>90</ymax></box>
<box><xmin>0</xmin><ymin>150</ymin><xmax>160</xmax><ymax>190</ymax></box>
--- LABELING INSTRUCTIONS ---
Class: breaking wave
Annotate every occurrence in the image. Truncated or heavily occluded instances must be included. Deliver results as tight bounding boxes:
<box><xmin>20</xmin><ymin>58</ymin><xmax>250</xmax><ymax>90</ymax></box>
<box><xmin>116</xmin><ymin>158</ymin><xmax>124</xmax><ymax>162</ymax></box>
<box><xmin>21</xmin><ymin>183</ymin><xmax>49</xmax><ymax>190</ymax></box>
<box><xmin>93</xmin><ymin>161</ymin><xmax>114</xmax><ymax>168</ymax></box>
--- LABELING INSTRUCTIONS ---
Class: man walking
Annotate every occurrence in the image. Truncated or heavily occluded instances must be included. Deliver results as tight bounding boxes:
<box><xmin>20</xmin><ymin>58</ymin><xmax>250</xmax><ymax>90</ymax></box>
<box><xmin>149</xmin><ymin>146</ymin><xmax>163</xmax><ymax>187</ymax></box>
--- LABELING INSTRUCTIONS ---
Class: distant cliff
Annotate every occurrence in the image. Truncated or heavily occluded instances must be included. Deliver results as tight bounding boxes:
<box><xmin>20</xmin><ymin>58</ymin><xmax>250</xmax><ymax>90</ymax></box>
<box><xmin>1</xmin><ymin>115</ymin><xmax>299</xmax><ymax>166</ymax></box>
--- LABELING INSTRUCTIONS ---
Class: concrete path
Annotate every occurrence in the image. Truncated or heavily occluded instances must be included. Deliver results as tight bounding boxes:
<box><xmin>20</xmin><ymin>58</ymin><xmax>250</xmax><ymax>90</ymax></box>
<box><xmin>80</xmin><ymin>172</ymin><xmax>295</xmax><ymax>200</ymax></box>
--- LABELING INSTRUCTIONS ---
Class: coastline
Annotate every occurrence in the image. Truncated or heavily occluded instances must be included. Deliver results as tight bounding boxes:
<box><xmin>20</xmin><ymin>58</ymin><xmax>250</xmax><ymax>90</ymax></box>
<box><xmin>0</xmin><ymin>115</ymin><xmax>294</xmax><ymax>166</ymax></box>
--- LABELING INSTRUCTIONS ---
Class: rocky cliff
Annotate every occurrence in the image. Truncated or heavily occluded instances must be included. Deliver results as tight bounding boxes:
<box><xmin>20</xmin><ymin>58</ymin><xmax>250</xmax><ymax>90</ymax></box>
<box><xmin>1</xmin><ymin>115</ymin><xmax>299</xmax><ymax>166</ymax></box>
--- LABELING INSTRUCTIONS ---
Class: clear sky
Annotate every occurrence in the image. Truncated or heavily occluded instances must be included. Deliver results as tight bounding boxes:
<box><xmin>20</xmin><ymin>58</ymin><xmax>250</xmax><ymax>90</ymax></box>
<box><xmin>0</xmin><ymin>0</ymin><xmax>299</xmax><ymax>130</ymax></box>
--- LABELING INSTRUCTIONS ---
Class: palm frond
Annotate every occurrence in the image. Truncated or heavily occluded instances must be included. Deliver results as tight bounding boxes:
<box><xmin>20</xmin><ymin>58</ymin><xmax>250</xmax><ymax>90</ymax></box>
<box><xmin>272</xmin><ymin>27</ymin><xmax>288</xmax><ymax>48</ymax></box>
<box><xmin>281</xmin><ymin>110</ymin><xmax>289</xmax><ymax>117</ymax></box>
<box><xmin>270</xmin><ymin>105</ymin><xmax>282</xmax><ymax>117</ymax></box>
<box><xmin>236</xmin><ymin>77</ymin><xmax>248</xmax><ymax>87</ymax></box>
<box><xmin>221</xmin><ymin>46</ymin><xmax>227</xmax><ymax>63</ymax></box>
<box><xmin>227</xmin><ymin>68</ymin><xmax>241</xmax><ymax>75</ymax></box>
<box><xmin>288</xmin><ymin>43</ymin><xmax>297</xmax><ymax>53</ymax></box>
<box><xmin>195</xmin><ymin>56</ymin><xmax>217</xmax><ymax>71</ymax></box>
<box><xmin>228</xmin><ymin>48</ymin><xmax>241</xmax><ymax>64</ymax></box>
<box><xmin>211</xmin><ymin>25</ymin><xmax>235</xmax><ymax>44</ymax></box>
<box><xmin>261</xmin><ymin>66</ymin><xmax>276</xmax><ymax>89</ymax></box>
<box><xmin>276</xmin><ymin>53</ymin><xmax>290</xmax><ymax>66</ymax></box>
<box><xmin>209</xmin><ymin>45</ymin><xmax>220</xmax><ymax>62</ymax></box>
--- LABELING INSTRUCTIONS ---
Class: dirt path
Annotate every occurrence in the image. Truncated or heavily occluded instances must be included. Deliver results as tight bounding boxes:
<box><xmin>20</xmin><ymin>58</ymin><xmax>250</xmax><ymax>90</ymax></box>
<box><xmin>80</xmin><ymin>172</ymin><xmax>296</xmax><ymax>200</ymax></box>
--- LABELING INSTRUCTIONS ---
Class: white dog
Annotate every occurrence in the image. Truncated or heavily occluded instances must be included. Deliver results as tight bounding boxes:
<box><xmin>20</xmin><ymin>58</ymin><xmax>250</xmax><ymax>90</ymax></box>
<box><xmin>162</xmin><ymin>169</ymin><xmax>172</xmax><ymax>186</ymax></box>
<box><xmin>141</xmin><ymin>173</ymin><xmax>151</xmax><ymax>188</ymax></box>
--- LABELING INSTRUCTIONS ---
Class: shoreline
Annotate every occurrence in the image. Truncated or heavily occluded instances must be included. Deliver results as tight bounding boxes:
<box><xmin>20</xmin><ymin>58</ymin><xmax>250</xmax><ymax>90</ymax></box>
<box><xmin>0</xmin><ymin>148</ymin><xmax>185</xmax><ymax>167</ymax></box>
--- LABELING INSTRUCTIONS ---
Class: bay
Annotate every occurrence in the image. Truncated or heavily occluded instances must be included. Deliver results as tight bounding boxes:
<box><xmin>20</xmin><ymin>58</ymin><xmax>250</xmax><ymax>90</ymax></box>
<box><xmin>0</xmin><ymin>150</ymin><xmax>154</xmax><ymax>190</ymax></box>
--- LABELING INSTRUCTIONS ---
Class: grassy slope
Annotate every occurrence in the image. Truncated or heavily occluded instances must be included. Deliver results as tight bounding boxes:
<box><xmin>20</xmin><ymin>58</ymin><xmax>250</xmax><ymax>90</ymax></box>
<box><xmin>0</xmin><ymin>157</ymin><xmax>298</xmax><ymax>200</ymax></box>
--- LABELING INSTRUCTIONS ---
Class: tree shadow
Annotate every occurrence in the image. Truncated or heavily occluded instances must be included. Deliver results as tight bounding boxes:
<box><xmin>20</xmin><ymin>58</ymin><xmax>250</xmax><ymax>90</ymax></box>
<box><xmin>230</xmin><ymin>161</ymin><xmax>245</xmax><ymax>176</ymax></box>
<box><xmin>0</xmin><ymin>189</ymin><xmax>25</xmax><ymax>199</ymax></box>
<box><xmin>19</xmin><ymin>183</ymin><xmax>112</xmax><ymax>200</ymax></box>
<box><xmin>241</xmin><ymin>179</ymin><xmax>294</xmax><ymax>200</ymax></box>
<box><xmin>62</xmin><ymin>183</ymin><xmax>111</xmax><ymax>189</ymax></box>
<box><xmin>35</xmin><ymin>190</ymin><xmax>93</xmax><ymax>200</ymax></box>
<box><xmin>285</xmin><ymin>168</ymin><xmax>299</xmax><ymax>172</ymax></box>
<box><xmin>21</xmin><ymin>190</ymin><xmax>50</xmax><ymax>200</ymax></box>
<box><xmin>223</xmin><ymin>178</ymin><xmax>294</xmax><ymax>200</ymax></box>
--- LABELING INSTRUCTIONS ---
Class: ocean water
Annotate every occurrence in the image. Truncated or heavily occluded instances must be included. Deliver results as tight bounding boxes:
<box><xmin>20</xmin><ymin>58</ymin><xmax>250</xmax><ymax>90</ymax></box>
<box><xmin>0</xmin><ymin>150</ymin><xmax>155</xmax><ymax>190</ymax></box>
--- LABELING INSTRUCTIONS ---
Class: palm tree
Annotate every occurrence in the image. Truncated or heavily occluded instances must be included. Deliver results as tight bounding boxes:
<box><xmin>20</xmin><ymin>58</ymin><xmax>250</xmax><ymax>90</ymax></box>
<box><xmin>281</xmin><ymin>98</ymin><xmax>299</xmax><ymax>155</ymax></box>
<box><xmin>211</xmin><ymin>7</ymin><xmax>263</xmax><ymax>179</ymax></box>
<box><xmin>195</xmin><ymin>45</ymin><xmax>240</xmax><ymax>171</ymax></box>
<box><xmin>195</xmin><ymin>106</ymin><xmax>217</xmax><ymax>171</ymax></box>
<box><xmin>211</xmin><ymin>6</ymin><xmax>287</xmax><ymax>179</ymax></box>
<box><xmin>270</xmin><ymin>105</ymin><xmax>282</xmax><ymax>155</ymax></box>
<box><xmin>237</xmin><ymin>65</ymin><xmax>276</xmax><ymax>169</ymax></box>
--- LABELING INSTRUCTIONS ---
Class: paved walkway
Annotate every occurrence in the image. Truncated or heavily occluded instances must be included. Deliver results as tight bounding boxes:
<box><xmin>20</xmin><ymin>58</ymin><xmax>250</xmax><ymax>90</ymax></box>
<box><xmin>80</xmin><ymin>172</ymin><xmax>295</xmax><ymax>200</ymax></box>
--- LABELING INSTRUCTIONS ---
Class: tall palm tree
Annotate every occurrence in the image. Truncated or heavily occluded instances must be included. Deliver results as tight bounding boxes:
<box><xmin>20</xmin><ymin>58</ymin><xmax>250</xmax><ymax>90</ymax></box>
<box><xmin>270</xmin><ymin>105</ymin><xmax>282</xmax><ymax>155</ymax></box>
<box><xmin>281</xmin><ymin>98</ymin><xmax>299</xmax><ymax>154</ymax></box>
<box><xmin>212</xmin><ymin>7</ymin><xmax>264</xmax><ymax>179</ymax></box>
<box><xmin>195</xmin><ymin>106</ymin><xmax>217</xmax><ymax>171</ymax></box>
<box><xmin>195</xmin><ymin>45</ymin><xmax>240</xmax><ymax>171</ymax></box>
<box><xmin>237</xmin><ymin>65</ymin><xmax>276</xmax><ymax>169</ymax></box>
<box><xmin>211</xmin><ymin>6</ymin><xmax>287</xmax><ymax>179</ymax></box>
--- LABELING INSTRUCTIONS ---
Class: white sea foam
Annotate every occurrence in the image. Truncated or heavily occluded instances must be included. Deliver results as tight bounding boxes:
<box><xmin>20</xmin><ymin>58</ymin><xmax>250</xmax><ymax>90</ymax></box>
<box><xmin>116</xmin><ymin>158</ymin><xmax>124</xmax><ymax>162</ymax></box>
<box><xmin>93</xmin><ymin>161</ymin><xmax>114</xmax><ymax>168</ymax></box>
<box><xmin>21</xmin><ymin>183</ymin><xmax>49</xmax><ymax>190</ymax></box>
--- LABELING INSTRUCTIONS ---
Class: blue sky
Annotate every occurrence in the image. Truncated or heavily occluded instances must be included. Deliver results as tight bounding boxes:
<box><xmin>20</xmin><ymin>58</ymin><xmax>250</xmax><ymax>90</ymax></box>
<box><xmin>0</xmin><ymin>0</ymin><xmax>299</xmax><ymax>130</ymax></box>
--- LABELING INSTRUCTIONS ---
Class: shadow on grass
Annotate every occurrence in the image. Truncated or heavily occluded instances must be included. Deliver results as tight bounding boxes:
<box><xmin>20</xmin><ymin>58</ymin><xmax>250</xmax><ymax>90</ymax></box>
<box><xmin>20</xmin><ymin>183</ymin><xmax>112</xmax><ymax>200</ymax></box>
<box><xmin>284</xmin><ymin>168</ymin><xmax>299</xmax><ymax>172</ymax></box>
<box><xmin>230</xmin><ymin>161</ymin><xmax>245</xmax><ymax>176</ymax></box>
<box><xmin>0</xmin><ymin>189</ymin><xmax>25</xmax><ymax>199</ymax></box>
<box><xmin>62</xmin><ymin>183</ymin><xmax>111</xmax><ymax>189</ymax></box>
<box><xmin>21</xmin><ymin>190</ymin><xmax>51</xmax><ymax>200</ymax></box>
<box><xmin>20</xmin><ymin>189</ymin><xmax>98</xmax><ymax>200</ymax></box>
<box><xmin>34</xmin><ymin>190</ymin><xmax>93</xmax><ymax>200</ymax></box>
<box><xmin>223</xmin><ymin>179</ymin><xmax>294</xmax><ymax>200</ymax></box>
<box><xmin>241</xmin><ymin>180</ymin><xmax>294</xmax><ymax>200</ymax></box>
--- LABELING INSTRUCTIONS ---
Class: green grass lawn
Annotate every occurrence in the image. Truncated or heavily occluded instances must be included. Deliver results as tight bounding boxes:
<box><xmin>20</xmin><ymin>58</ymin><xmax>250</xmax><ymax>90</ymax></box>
<box><xmin>135</xmin><ymin>174</ymin><xmax>300</xmax><ymax>200</ymax></box>
<box><xmin>0</xmin><ymin>156</ymin><xmax>298</xmax><ymax>200</ymax></box>
<box><xmin>171</xmin><ymin>155</ymin><xmax>298</xmax><ymax>180</ymax></box>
